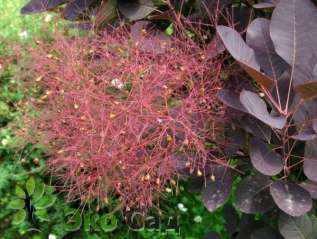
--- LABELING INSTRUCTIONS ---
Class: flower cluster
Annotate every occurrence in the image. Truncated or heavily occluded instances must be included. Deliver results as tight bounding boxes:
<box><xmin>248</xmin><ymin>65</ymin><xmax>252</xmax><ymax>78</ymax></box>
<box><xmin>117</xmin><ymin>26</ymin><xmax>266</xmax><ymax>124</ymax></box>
<box><xmin>27</xmin><ymin>29</ymin><xmax>225</xmax><ymax>211</ymax></box>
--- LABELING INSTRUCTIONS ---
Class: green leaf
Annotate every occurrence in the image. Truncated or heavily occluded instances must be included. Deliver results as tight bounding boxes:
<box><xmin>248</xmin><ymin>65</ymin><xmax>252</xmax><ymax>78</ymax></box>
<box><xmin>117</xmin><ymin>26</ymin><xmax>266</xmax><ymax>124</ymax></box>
<box><xmin>99</xmin><ymin>213</ymin><xmax>118</xmax><ymax>232</ymax></box>
<box><xmin>32</xmin><ymin>182</ymin><xmax>45</xmax><ymax>203</ymax></box>
<box><xmin>8</xmin><ymin>199</ymin><xmax>25</xmax><ymax>210</ymax></box>
<box><xmin>12</xmin><ymin>209</ymin><xmax>27</xmax><ymax>224</ymax></box>
<box><xmin>15</xmin><ymin>185</ymin><xmax>26</xmax><ymax>199</ymax></box>
<box><xmin>35</xmin><ymin>209</ymin><xmax>50</xmax><ymax>221</ymax></box>
<box><xmin>34</xmin><ymin>195</ymin><xmax>57</xmax><ymax>209</ymax></box>
<box><xmin>45</xmin><ymin>185</ymin><xmax>55</xmax><ymax>194</ymax></box>
<box><xmin>26</xmin><ymin>177</ymin><xmax>35</xmax><ymax>196</ymax></box>
<box><xmin>165</xmin><ymin>24</ymin><xmax>174</xmax><ymax>36</ymax></box>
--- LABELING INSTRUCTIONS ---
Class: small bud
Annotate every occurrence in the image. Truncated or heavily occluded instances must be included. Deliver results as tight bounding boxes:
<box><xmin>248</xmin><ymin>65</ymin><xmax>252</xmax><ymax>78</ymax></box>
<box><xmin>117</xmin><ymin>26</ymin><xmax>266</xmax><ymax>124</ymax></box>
<box><xmin>167</xmin><ymin>135</ymin><xmax>172</xmax><ymax>142</ymax></box>
<box><xmin>74</xmin><ymin>104</ymin><xmax>79</xmax><ymax>109</ymax></box>
<box><xmin>109</xmin><ymin>113</ymin><xmax>116</xmax><ymax>119</ymax></box>
<box><xmin>165</xmin><ymin>187</ymin><xmax>172</xmax><ymax>193</ymax></box>
<box><xmin>33</xmin><ymin>158</ymin><xmax>39</xmax><ymax>165</ymax></box>
<box><xmin>145</xmin><ymin>174</ymin><xmax>151</xmax><ymax>181</ymax></box>
<box><xmin>35</xmin><ymin>76</ymin><xmax>42</xmax><ymax>82</ymax></box>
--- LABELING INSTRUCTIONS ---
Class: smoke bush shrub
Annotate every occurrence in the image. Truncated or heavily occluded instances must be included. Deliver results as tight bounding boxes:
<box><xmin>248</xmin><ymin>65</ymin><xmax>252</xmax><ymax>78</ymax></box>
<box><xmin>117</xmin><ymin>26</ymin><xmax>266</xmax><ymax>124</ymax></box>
<box><xmin>208</xmin><ymin>0</ymin><xmax>317</xmax><ymax>237</ymax></box>
<box><xmin>26</xmin><ymin>27</ymin><xmax>225</xmax><ymax>211</ymax></box>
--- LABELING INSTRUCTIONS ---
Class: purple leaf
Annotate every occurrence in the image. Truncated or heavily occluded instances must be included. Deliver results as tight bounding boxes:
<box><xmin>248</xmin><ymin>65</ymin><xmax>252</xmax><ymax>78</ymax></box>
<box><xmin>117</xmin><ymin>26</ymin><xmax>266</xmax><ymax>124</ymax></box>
<box><xmin>246</xmin><ymin>18</ymin><xmax>288</xmax><ymax>79</ymax></box>
<box><xmin>235</xmin><ymin>174</ymin><xmax>274</xmax><ymax>214</ymax></box>
<box><xmin>270</xmin><ymin>181</ymin><xmax>312</xmax><ymax>217</ymax></box>
<box><xmin>300</xmin><ymin>180</ymin><xmax>317</xmax><ymax>199</ymax></box>
<box><xmin>63</xmin><ymin>0</ymin><xmax>94</xmax><ymax>21</ymax></box>
<box><xmin>21</xmin><ymin>0</ymin><xmax>65</xmax><ymax>14</ymax></box>
<box><xmin>251</xmin><ymin>228</ymin><xmax>283</xmax><ymax>239</ymax></box>
<box><xmin>202</xmin><ymin>166</ymin><xmax>233</xmax><ymax>212</ymax></box>
<box><xmin>232</xmin><ymin>6</ymin><xmax>254</xmax><ymax>33</ymax></box>
<box><xmin>270</xmin><ymin>0</ymin><xmax>317</xmax><ymax>99</ymax></box>
<box><xmin>217</xmin><ymin>26</ymin><xmax>273</xmax><ymax>88</ymax></box>
<box><xmin>187</xmin><ymin>176</ymin><xmax>204</xmax><ymax>193</ymax></box>
<box><xmin>202</xmin><ymin>232</ymin><xmax>221</xmax><ymax>239</ymax></box>
<box><xmin>291</xmin><ymin>127</ymin><xmax>317</xmax><ymax>141</ymax></box>
<box><xmin>304</xmin><ymin>140</ymin><xmax>317</xmax><ymax>182</ymax></box>
<box><xmin>313</xmin><ymin>119</ymin><xmax>317</xmax><ymax>133</ymax></box>
<box><xmin>270</xmin><ymin>0</ymin><xmax>317</xmax><ymax>67</ymax></box>
<box><xmin>250</xmin><ymin>138</ymin><xmax>283</xmax><ymax>176</ymax></box>
<box><xmin>270</xmin><ymin>71</ymin><xmax>294</xmax><ymax>111</ymax></box>
<box><xmin>217</xmin><ymin>89</ymin><xmax>247</xmax><ymax>113</ymax></box>
<box><xmin>278</xmin><ymin>213</ymin><xmax>313</xmax><ymax>239</ymax></box>
<box><xmin>223</xmin><ymin>205</ymin><xmax>239</xmax><ymax>236</ymax></box>
<box><xmin>242</xmin><ymin>115</ymin><xmax>272</xmax><ymax>141</ymax></box>
<box><xmin>240</xmin><ymin>90</ymin><xmax>286</xmax><ymax>129</ymax></box>
<box><xmin>118</xmin><ymin>0</ymin><xmax>154</xmax><ymax>21</ymax></box>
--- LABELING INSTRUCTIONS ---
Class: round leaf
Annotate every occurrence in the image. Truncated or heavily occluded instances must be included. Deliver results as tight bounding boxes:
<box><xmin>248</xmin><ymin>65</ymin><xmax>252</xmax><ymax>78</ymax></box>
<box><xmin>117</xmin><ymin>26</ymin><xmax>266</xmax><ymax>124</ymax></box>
<box><xmin>300</xmin><ymin>180</ymin><xmax>317</xmax><ymax>199</ymax></box>
<box><xmin>240</xmin><ymin>90</ymin><xmax>286</xmax><ymax>129</ymax></box>
<box><xmin>278</xmin><ymin>213</ymin><xmax>313</xmax><ymax>239</ymax></box>
<box><xmin>270</xmin><ymin>181</ymin><xmax>312</xmax><ymax>217</ymax></box>
<box><xmin>202</xmin><ymin>166</ymin><xmax>234</xmax><ymax>212</ymax></box>
<box><xmin>235</xmin><ymin>174</ymin><xmax>274</xmax><ymax>214</ymax></box>
<box><xmin>250</xmin><ymin>138</ymin><xmax>283</xmax><ymax>176</ymax></box>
